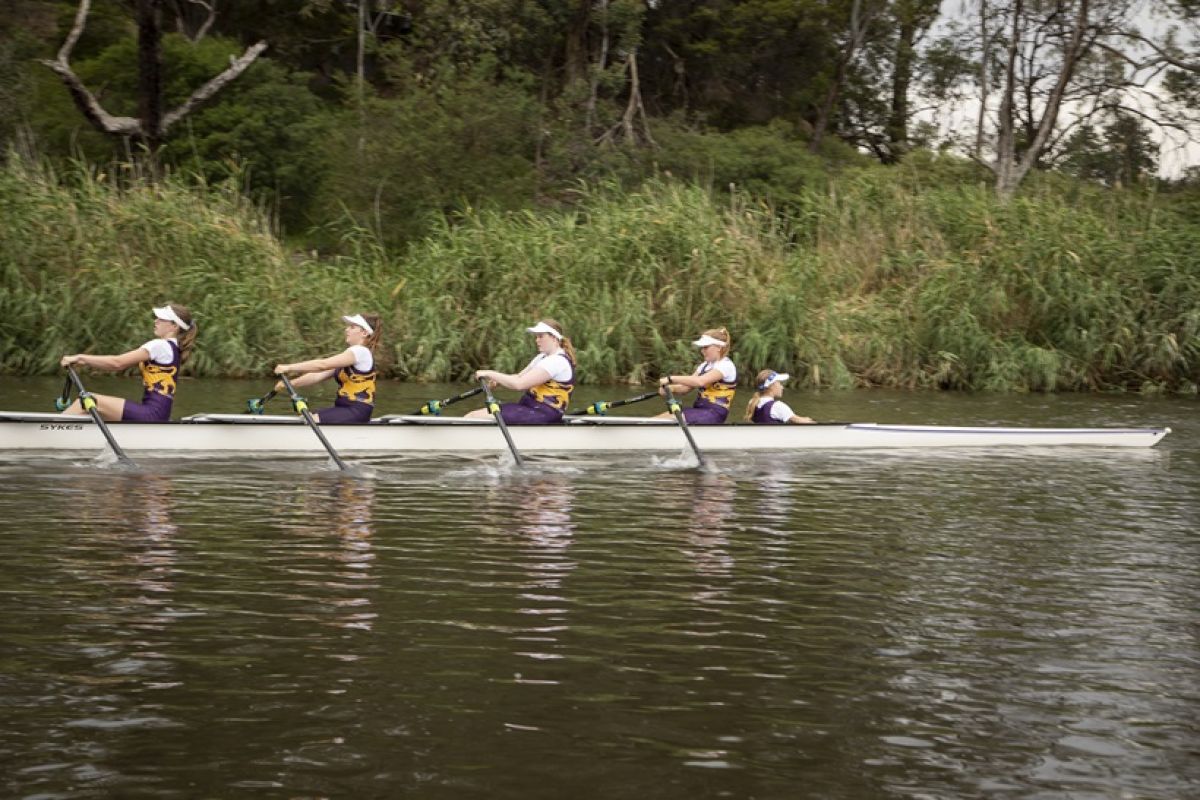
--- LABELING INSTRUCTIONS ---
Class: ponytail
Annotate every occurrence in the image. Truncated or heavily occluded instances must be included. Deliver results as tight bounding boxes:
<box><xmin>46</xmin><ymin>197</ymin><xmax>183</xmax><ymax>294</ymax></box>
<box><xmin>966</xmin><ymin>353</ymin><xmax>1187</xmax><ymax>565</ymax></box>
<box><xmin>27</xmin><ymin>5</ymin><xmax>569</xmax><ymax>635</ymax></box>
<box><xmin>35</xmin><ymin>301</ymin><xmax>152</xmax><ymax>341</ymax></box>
<box><xmin>744</xmin><ymin>368</ymin><xmax>774</xmax><ymax>421</ymax></box>
<box><xmin>360</xmin><ymin>313</ymin><xmax>383</xmax><ymax>351</ymax></box>
<box><xmin>541</xmin><ymin>317</ymin><xmax>576</xmax><ymax>363</ymax></box>
<box><xmin>743</xmin><ymin>390</ymin><xmax>764</xmax><ymax>422</ymax></box>
<box><xmin>168</xmin><ymin>303</ymin><xmax>197</xmax><ymax>364</ymax></box>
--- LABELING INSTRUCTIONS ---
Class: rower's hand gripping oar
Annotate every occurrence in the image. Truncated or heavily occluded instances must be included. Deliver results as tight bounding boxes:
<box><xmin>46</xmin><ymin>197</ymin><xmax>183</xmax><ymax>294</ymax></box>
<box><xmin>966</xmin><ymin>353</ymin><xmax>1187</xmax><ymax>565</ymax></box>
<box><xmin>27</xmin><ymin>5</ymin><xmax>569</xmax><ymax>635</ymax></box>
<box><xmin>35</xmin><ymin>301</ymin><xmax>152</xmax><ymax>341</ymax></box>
<box><xmin>412</xmin><ymin>386</ymin><xmax>483</xmax><ymax>416</ymax></box>
<box><xmin>246</xmin><ymin>389</ymin><xmax>277</xmax><ymax>414</ymax></box>
<box><xmin>65</xmin><ymin>366</ymin><xmax>135</xmax><ymax>467</ymax></box>
<box><xmin>278</xmin><ymin>373</ymin><xmax>349</xmax><ymax>471</ymax></box>
<box><xmin>569</xmin><ymin>391</ymin><xmax>659</xmax><ymax>416</ymax></box>
<box><xmin>660</xmin><ymin>380</ymin><xmax>706</xmax><ymax>468</ymax></box>
<box><xmin>478</xmin><ymin>377</ymin><xmax>523</xmax><ymax>467</ymax></box>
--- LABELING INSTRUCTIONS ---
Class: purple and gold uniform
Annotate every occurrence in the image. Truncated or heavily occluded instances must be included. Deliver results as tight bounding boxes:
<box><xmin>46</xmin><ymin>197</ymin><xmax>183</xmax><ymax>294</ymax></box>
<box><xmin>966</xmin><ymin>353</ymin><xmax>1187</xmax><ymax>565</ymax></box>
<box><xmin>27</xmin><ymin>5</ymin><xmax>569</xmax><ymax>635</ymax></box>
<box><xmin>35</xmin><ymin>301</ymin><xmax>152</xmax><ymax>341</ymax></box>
<box><xmin>121</xmin><ymin>339</ymin><xmax>180</xmax><ymax>422</ymax></box>
<box><xmin>500</xmin><ymin>350</ymin><xmax>575</xmax><ymax>425</ymax></box>
<box><xmin>683</xmin><ymin>357</ymin><xmax>737</xmax><ymax>425</ymax></box>
<box><xmin>316</xmin><ymin>346</ymin><xmax>376</xmax><ymax>424</ymax></box>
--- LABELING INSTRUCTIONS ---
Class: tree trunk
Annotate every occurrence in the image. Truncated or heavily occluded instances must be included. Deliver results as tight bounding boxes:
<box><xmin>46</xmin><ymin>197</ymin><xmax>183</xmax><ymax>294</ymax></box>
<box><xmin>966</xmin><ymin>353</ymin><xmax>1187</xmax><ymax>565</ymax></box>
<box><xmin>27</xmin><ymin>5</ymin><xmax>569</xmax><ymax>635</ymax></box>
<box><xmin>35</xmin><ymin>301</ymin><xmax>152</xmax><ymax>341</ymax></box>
<box><xmin>564</xmin><ymin>0</ymin><xmax>591</xmax><ymax>89</ymax></box>
<box><xmin>884</xmin><ymin>17</ymin><xmax>917</xmax><ymax>163</ymax></box>
<box><xmin>136</xmin><ymin>0</ymin><xmax>165</xmax><ymax>152</ymax></box>
<box><xmin>993</xmin><ymin>0</ymin><xmax>1023</xmax><ymax>198</ymax></box>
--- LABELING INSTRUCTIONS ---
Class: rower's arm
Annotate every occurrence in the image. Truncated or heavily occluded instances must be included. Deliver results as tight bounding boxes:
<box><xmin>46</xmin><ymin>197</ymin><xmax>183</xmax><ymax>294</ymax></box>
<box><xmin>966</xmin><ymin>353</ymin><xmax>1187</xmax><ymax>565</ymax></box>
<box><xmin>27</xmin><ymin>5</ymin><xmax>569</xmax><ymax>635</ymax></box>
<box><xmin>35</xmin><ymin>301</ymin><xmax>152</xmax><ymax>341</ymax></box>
<box><xmin>61</xmin><ymin>347</ymin><xmax>151</xmax><ymax>372</ymax></box>
<box><xmin>276</xmin><ymin>348</ymin><xmax>357</xmax><ymax>376</ymax></box>
<box><xmin>276</xmin><ymin>369</ymin><xmax>337</xmax><ymax>391</ymax></box>
<box><xmin>660</xmin><ymin>368</ymin><xmax>725</xmax><ymax>394</ymax></box>
<box><xmin>485</xmin><ymin>367</ymin><xmax>552</xmax><ymax>393</ymax></box>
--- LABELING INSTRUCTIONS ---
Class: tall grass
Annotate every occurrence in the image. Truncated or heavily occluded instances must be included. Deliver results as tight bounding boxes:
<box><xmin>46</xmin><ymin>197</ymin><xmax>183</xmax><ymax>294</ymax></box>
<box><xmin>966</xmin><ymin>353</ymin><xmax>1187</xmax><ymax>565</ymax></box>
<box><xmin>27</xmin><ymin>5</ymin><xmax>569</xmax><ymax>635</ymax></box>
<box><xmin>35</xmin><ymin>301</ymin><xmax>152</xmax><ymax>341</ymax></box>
<box><xmin>2</xmin><ymin>154</ymin><xmax>1197</xmax><ymax>392</ymax></box>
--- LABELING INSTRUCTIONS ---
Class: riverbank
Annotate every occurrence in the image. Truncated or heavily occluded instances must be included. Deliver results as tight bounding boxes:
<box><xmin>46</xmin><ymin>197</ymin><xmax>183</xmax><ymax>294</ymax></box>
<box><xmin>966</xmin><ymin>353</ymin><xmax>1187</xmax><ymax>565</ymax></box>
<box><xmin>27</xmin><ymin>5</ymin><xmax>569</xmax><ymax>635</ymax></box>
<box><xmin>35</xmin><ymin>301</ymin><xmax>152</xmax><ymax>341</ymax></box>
<box><xmin>2</xmin><ymin>155</ymin><xmax>1197</xmax><ymax>392</ymax></box>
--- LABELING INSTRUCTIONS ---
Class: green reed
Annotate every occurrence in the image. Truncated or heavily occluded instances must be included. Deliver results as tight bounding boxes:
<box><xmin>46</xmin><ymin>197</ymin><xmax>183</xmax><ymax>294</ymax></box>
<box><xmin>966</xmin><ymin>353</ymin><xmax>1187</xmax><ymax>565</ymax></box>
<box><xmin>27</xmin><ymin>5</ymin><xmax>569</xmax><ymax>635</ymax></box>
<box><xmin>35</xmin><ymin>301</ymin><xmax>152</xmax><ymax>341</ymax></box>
<box><xmin>2</xmin><ymin>154</ymin><xmax>1197</xmax><ymax>392</ymax></box>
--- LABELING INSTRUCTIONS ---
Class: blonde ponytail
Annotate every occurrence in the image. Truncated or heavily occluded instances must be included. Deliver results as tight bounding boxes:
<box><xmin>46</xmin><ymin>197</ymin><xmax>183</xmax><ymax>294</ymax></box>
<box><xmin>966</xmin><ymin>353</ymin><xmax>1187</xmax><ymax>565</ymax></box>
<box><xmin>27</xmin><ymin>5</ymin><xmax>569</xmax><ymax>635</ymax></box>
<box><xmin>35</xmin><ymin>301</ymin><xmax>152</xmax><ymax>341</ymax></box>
<box><xmin>541</xmin><ymin>318</ymin><xmax>576</xmax><ymax>363</ymax></box>
<box><xmin>744</xmin><ymin>368</ymin><xmax>774</xmax><ymax>421</ymax></box>
<box><xmin>168</xmin><ymin>303</ymin><xmax>197</xmax><ymax>364</ymax></box>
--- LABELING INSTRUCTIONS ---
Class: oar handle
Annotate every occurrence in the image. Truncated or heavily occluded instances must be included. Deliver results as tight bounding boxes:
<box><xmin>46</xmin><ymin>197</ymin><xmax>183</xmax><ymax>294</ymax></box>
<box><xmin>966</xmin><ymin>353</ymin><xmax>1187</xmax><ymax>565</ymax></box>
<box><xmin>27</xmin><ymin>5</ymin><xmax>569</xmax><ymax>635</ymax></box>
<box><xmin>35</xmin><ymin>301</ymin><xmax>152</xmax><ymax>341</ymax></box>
<box><xmin>478</xmin><ymin>377</ymin><xmax>523</xmax><ymax>467</ymax></box>
<box><xmin>66</xmin><ymin>366</ymin><xmax>135</xmax><ymax>466</ymax></box>
<box><xmin>278</xmin><ymin>373</ymin><xmax>349</xmax><ymax>471</ymax></box>
<box><xmin>413</xmin><ymin>386</ymin><xmax>484</xmax><ymax>415</ymax></box>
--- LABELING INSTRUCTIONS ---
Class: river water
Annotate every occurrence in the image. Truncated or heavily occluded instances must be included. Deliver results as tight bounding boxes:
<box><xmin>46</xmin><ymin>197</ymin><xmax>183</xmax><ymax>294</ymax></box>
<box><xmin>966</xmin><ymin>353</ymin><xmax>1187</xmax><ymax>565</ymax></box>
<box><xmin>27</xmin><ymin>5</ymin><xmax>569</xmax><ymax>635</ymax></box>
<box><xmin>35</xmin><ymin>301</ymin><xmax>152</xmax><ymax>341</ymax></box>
<box><xmin>1</xmin><ymin>377</ymin><xmax>1197</xmax><ymax>798</ymax></box>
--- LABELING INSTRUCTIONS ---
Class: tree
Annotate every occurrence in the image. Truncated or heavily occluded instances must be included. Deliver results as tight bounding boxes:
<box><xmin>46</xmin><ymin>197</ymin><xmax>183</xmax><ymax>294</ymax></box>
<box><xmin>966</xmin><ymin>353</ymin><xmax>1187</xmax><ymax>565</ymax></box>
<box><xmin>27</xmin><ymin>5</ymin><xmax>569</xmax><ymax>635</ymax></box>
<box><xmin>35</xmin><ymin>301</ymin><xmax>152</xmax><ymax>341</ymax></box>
<box><xmin>1058</xmin><ymin>110</ymin><xmax>1158</xmax><ymax>184</ymax></box>
<box><xmin>41</xmin><ymin>0</ymin><xmax>266</xmax><ymax>153</ymax></box>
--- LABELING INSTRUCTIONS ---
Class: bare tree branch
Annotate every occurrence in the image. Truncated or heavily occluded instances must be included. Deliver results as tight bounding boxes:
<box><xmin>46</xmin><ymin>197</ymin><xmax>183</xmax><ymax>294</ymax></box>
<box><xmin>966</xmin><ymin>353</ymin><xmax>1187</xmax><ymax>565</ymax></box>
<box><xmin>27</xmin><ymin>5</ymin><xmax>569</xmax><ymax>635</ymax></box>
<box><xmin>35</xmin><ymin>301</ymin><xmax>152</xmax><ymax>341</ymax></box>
<box><xmin>162</xmin><ymin>40</ymin><xmax>268</xmax><ymax>132</ymax></box>
<box><xmin>40</xmin><ymin>0</ymin><xmax>142</xmax><ymax>136</ymax></box>
<box><xmin>41</xmin><ymin>0</ymin><xmax>267</xmax><ymax>148</ymax></box>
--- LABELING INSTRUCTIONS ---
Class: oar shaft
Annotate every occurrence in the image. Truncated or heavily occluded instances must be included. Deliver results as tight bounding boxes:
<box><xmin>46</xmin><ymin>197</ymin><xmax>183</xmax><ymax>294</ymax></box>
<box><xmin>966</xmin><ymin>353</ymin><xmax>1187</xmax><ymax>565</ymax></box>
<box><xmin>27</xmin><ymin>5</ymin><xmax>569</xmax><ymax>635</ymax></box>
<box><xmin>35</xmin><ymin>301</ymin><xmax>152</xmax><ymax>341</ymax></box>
<box><xmin>67</xmin><ymin>366</ymin><xmax>134</xmax><ymax>466</ymax></box>
<box><xmin>569</xmin><ymin>391</ymin><xmax>659</xmax><ymax>415</ymax></box>
<box><xmin>279</xmin><ymin>374</ymin><xmax>349</xmax><ymax>471</ymax></box>
<box><xmin>661</xmin><ymin>384</ymin><xmax>706</xmax><ymax>468</ymax></box>
<box><xmin>478</xmin><ymin>377</ymin><xmax>523</xmax><ymax>467</ymax></box>
<box><xmin>413</xmin><ymin>386</ymin><xmax>483</xmax><ymax>415</ymax></box>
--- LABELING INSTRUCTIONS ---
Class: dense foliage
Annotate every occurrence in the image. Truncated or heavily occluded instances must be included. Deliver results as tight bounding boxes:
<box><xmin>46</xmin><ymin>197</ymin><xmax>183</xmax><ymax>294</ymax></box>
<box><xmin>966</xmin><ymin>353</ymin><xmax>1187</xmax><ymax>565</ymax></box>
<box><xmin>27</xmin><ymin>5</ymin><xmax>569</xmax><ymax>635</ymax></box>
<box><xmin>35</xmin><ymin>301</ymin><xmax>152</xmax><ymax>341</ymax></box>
<box><xmin>2</xmin><ymin>2</ymin><xmax>1198</xmax><ymax>392</ymax></box>
<box><xmin>3</xmin><ymin>155</ymin><xmax>1197</xmax><ymax>392</ymax></box>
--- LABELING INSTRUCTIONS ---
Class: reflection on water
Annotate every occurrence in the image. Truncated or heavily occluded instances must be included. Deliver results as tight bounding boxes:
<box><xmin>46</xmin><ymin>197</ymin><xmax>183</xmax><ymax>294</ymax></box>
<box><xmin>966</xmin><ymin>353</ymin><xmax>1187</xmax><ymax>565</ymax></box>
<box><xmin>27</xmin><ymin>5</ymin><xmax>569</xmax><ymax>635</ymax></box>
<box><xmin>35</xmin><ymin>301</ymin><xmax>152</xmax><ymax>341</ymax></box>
<box><xmin>682</xmin><ymin>472</ymin><xmax>737</xmax><ymax>584</ymax></box>
<box><xmin>0</xmin><ymin>386</ymin><xmax>1197</xmax><ymax>799</ymax></box>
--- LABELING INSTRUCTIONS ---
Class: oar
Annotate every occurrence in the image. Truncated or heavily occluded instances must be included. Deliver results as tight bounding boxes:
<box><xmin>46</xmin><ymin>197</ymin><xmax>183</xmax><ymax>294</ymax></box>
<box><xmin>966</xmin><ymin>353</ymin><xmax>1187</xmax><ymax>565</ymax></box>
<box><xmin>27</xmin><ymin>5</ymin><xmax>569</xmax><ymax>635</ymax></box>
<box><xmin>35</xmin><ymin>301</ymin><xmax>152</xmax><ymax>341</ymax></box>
<box><xmin>278</xmin><ymin>373</ymin><xmax>349</xmax><ymax>471</ymax></box>
<box><xmin>661</xmin><ymin>382</ymin><xmax>706</xmax><ymax>468</ymax></box>
<box><xmin>66</xmin><ymin>366</ymin><xmax>135</xmax><ymax>467</ymax></box>
<box><xmin>569</xmin><ymin>391</ymin><xmax>659</xmax><ymax>416</ymax></box>
<box><xmin>54</xmin><ymin>374</ymin><xmax>74</xmax><ymax>411</ymax></box>
<box><xmin>412</xmin><ymin>386</ymin><xmax>483</xmax><ymax>415</ymax></box>
<box><xmin>478</xmin><ymin>377</ymin><xmax>523</xmax><ymax>467</ymax></box>
<box><xmin>246</xmin><ymin>388</ymin><xmax>277</xmax><ymax>414</ymax></box>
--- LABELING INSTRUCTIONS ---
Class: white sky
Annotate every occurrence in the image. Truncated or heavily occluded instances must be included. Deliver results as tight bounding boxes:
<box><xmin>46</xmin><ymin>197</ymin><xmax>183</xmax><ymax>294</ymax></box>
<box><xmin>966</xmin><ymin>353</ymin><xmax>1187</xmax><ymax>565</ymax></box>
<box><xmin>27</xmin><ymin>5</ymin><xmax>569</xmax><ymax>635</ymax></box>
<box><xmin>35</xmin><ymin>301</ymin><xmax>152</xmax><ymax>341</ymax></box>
<box><xmin>925</xmin><ymin>0</ymin><xmax>1200</xmax><ymax>177</ymax></box>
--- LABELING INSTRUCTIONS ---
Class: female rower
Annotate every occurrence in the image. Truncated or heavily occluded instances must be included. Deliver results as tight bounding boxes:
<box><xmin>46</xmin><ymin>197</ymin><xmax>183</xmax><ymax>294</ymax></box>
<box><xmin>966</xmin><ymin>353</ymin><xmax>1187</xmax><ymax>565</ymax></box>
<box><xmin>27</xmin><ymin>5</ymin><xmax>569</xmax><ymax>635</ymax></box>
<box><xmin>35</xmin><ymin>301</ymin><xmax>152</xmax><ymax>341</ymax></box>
<box><xmin>273</xmin><ymin>313</ymin><xmax>381</xmax><ymax>424</ymax></box>
<box><xmin>657</xmin><ymin>327</ymin><xmax>737</xmax><ymax>424</ymax></box>
<box><xmin>744</xmin><ymin>370</ymin><xmax>815</xmax><ymax>424</ymax></box>
<box><xmin>59</xmin><ymin>303</ymin><xmax>197</xmax><ymax>422</ymax></box>
<box><xmin>468</xmin><ymin>319</ymin><xmax>576</xmax><ymax>424</ymax></box>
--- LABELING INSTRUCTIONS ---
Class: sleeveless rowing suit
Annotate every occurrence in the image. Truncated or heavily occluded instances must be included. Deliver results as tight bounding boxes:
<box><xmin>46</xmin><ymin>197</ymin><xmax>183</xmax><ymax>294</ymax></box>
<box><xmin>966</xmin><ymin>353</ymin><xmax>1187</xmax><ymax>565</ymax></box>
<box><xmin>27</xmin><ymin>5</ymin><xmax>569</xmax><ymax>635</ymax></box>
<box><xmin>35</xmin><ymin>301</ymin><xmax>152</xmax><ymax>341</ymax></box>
<box><xmin>752</xmin><ymin>397</ymin><xmax>796</xmax><ymax>424</ymax></box>
<box><xmin>683</xmin><ymin>357</ymin><xmax>736</xmax><ymax>425</ymax></box>
<box><xmin>500</xmin><ymin>349</ymin><xmax>575</xmax><ymax>425</ymax></box>
<box><xmin>316</xmin><ymin>345</ymin><xmax>375</xmax><ymax>424</ymax></box>
<box><xmin>121</xmin><ymin>338</ymin><xmax>180</xmax><ymax>422</ymax></box>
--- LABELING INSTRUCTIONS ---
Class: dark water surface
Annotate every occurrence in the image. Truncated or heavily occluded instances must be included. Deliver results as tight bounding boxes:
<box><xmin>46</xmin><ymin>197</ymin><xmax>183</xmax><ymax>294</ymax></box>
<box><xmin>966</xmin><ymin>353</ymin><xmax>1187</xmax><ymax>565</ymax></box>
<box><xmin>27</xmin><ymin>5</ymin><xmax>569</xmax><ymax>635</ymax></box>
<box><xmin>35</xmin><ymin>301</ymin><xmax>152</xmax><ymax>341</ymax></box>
<box><xmin>1</xmin><ymin>378</ymin><xmax>1197</xmax><ymax>798</ymax></box>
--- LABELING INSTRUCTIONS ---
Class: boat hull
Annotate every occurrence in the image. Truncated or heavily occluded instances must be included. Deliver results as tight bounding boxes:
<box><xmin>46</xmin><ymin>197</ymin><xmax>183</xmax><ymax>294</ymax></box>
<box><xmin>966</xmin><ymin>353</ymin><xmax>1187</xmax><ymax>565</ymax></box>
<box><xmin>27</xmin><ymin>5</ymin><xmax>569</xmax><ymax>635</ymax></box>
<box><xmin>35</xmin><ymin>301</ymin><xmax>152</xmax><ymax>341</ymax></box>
<box><xmin>0</xmin><ymin>412</ymin><xmax>1171</xmax><ymax>456</ymax></box>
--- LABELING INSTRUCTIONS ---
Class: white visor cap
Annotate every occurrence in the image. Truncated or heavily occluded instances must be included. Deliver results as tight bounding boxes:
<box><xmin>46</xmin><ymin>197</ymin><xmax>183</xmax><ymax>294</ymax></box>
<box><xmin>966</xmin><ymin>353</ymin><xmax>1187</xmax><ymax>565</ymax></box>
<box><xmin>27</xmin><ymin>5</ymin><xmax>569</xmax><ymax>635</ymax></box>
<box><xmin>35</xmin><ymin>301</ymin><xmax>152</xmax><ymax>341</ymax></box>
<box><xmin>692</xmin><ymin>334</ymin><xmax>727</xmax><ymax>348</ymax></box>
<box><xmin>342</xmin><ymin>314</ymin><xmax>374</xmax><ymax>336</ymax></box>
<box><xmin>153</xmin><ymin>305</ymin><xmax>190</xmax><ymax>331</ymax></box>
<box><xmin>758</xmin><ymin>371</ymin><xmax>790</xmax><ymax>391</ymax></box>
<box><xmin>526</xmin><ymin>321</ymin><xmax>563</xmax><ymax>340</ymax></box>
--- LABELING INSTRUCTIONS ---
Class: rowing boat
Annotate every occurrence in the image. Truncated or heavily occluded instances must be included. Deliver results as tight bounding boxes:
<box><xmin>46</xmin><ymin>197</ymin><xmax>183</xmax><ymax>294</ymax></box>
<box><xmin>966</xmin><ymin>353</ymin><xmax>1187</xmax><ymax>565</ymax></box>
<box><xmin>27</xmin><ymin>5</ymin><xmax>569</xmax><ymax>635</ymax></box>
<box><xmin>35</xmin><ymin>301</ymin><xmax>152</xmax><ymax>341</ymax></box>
<box><xmin>0</xmin><ymin>411</ymin><xmax>1170</xmax><ymax>456</ymax></box>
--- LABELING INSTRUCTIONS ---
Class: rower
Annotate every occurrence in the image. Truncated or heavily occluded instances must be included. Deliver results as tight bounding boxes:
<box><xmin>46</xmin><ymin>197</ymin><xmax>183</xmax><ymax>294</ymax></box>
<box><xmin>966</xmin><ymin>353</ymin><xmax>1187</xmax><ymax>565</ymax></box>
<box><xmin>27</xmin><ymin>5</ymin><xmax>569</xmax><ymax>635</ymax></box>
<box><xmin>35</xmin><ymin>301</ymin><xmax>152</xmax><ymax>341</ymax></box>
<box><xmin>273</xmin><ymin>313</ymin><xmax>381</xmax><ymax>424</ymax></box>
<box><xmin>468</xmin><ymin>319</ymin><xmax>576</xmax><ymax>424</ymax></box>
<box><xmin>744</xmin><ymin>370</ymin><xmax>815</xmax><ymax>424</ymax></box>
<box><xmin>59</xmin><ymin>303</ymin><xmax>197</xmax><ymax>422</ymax></box>
<box><xmin>656</xmin><ymin>327</ymin><xmax>737</xmax><ymax>425</ymax></box>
